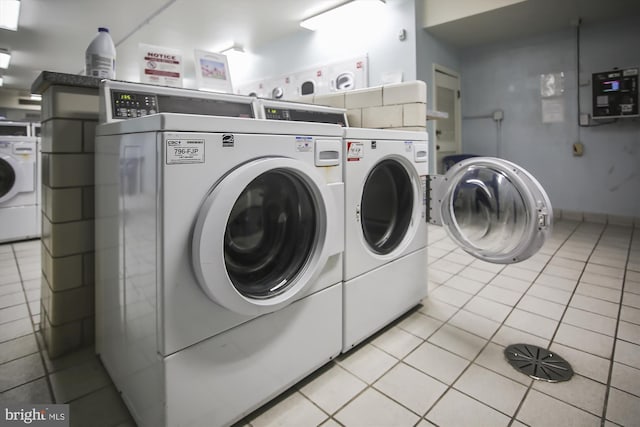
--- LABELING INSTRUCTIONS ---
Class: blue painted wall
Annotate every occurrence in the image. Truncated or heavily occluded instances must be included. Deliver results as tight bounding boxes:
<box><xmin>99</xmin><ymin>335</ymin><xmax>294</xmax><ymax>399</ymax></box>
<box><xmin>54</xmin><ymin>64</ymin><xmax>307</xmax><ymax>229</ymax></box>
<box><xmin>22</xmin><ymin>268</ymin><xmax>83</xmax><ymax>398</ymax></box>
<box><xmin>459</xmin><ymin>17</ymin><xmax>640</xmax><ymax>218</ymax></box>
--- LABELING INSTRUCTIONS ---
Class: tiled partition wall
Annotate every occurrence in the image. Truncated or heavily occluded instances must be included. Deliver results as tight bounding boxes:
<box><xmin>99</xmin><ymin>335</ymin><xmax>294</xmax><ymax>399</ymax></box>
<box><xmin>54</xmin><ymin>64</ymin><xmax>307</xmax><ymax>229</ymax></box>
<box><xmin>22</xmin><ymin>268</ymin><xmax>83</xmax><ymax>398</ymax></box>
<box><xmin>37</xmin><ymin>82</ymin><xmax>100</xmax><ymax>358</ymax></box>
<box><xmin>311</xmin><ymin>80</ymin><xmax>428</xmax><ymax>132</ymax></box>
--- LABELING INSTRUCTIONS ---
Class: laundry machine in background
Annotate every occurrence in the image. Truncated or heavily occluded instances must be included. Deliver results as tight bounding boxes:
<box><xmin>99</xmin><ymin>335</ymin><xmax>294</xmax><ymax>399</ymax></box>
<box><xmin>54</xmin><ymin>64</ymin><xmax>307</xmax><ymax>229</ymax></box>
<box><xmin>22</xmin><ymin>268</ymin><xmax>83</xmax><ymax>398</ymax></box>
<box><xmin>342</xmin><ymin>128</ymin><xmax>429</xmax><ymax>351</ymax></box>
<box><xmin>31</xmin><ymin>122</ymin><xmax>42</xmax><ymax>238</ymax></box>
<box><xmin>0</xmin><ymin>121</ymin><xmax>31</xmax><ymax>137</ymax></box>
<box><xmin>95</xmin><ymin>82</ymin><xmax>345</xmax><ymax>426</ymax></box>
<box><xmin>257</xmin><ymin>99</ymin><xmax>349</xmax><ymax>127</ymax></box>
<box><xmin>0</xmin><ymin>135</ymin><xmax>39</xmax><ymax>243</ymax></box>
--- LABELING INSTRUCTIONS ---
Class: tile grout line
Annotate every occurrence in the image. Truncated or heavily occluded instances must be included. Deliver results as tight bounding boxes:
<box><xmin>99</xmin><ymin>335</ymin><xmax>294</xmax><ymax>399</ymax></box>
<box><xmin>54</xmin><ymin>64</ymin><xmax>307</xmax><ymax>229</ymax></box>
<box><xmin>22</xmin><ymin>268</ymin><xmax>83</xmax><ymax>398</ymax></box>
<box><xmin>601</xmin><ymin>225</ymin><xmax>636</xmax><ymax>426</ymax></box>
<box><xmin>10</xmin><ymin>242</ymin><xmax>57</xmax><ymax>405</ymax></box>
<box><xmin>505</xmin><ymin>221</ymin><xmax>589</xmax><ymax>426</ymax></box>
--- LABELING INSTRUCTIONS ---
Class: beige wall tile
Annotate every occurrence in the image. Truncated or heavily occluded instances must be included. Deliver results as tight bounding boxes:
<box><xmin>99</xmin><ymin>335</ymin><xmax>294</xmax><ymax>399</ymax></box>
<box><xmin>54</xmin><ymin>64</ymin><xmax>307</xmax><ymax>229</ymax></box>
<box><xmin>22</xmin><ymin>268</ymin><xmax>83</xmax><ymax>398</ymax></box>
<box><xmin>41</xmin><ymin>120</ymin><xmax>82</xmax><ymax>153</ymax></box>
<box><xmin>608</xmin><ymin>215</ymin><xmax>634</xmax><ymax>226</ymax></box>
<box><xmin>403</xmin><ymin>103</ymin><xmax>427</xmax><ymax>127</ymax></box>
<box><xmin>42</xmin><ymin>186</ymin><xmax>82</xmax><ymax>222</ymax></box>
<box><xmin>41</xmin><ymin>86</ymin><xmax>99</xmax><ymax>121</ymax></box>
<box><xmin>41</xmin><ymin>311</ymin><xmax>84</xmax><ymax>358</ymax></box>
<box><xmin>314</xmin><ymin>93</ymin><xmax>346</xmax><ymax>108</ymax></box>
<box><xmin>562</xmin><ymin>210</ymin><xmax>584</xmax><ymax>222</ymax></box>
<box><xmin>345</xmin><ymin>87</ymin><xmax>383</xmax><ymax>109</ymax></box>
<box><xmin>347</xmin><ymin>109</ymin><xmax>363</xmax><ymax>128</ymax></box>
<box><xmin>46</xmin><ymin>154</ymin><xmax>94</xmax><ymax>187</ymax></box>
<box><xmin>363</xmin><ymin>105</ymin><xmax>403</xmax><ymax>128</ymax></box>
<box><xmin>584</xmin><ymin>212</ymin><xmax>607</xmax><ymax>224</ymax></box>
<box><xmin>41</xmin><ymin>247</ymin><xmax>83</xmax><ymax>291</ymax></box>
<box><xmin>43</xmin><ymin>220</ymin><xmax>94</xmax><ymax>257</ymax></box>
<box><xmin>48</xmin><ymin>285</ymin><xmax>94</xmax><ymax>325</ymax></box>
<box><xmin>83</xmin><ymin>121</ymin><xmax>97</xmax><ymax>153</ymax></box>
<box><xmin>383</xmin><ymin>81</ymin><xmax>427</xmax><ymax>105</ymax></box>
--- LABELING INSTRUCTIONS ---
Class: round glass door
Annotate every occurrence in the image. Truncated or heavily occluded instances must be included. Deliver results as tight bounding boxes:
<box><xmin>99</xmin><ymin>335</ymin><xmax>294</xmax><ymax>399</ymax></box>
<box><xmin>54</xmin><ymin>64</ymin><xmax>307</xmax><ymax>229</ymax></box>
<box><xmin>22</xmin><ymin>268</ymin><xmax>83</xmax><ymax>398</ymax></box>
<box><xmin>225</xmin><ymin>170</ymin><xmax>316</xmax><ymax>299</ymax></box>
<box><xmin>192</xmin><ymin>157</ymin><xmax>336</xmax><ymax>316</ymax></box>
<box><xmin>361</xmin><ymin>159</ymin><xmax>413</xmax><ymax>254</ymax></box>
<box><xmin>0</xmin><ymin>157</ymin><xmax>17</xmax><ymax>202</ymax></box>
<box><xmin>438</xmin><ymin>157</ymin><xmax>552</xmax><ymax>264</ymax></box>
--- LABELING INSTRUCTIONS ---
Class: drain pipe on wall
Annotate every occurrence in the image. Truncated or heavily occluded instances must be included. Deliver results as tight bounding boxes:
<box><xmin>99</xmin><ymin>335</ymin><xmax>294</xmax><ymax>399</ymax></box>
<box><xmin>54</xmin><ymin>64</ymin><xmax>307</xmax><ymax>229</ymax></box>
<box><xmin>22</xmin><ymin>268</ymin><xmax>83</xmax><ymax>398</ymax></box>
<box><xmin>462</xmin><ymin>109</ymin><xmax>505</xmax><ymax>157</ymax></box>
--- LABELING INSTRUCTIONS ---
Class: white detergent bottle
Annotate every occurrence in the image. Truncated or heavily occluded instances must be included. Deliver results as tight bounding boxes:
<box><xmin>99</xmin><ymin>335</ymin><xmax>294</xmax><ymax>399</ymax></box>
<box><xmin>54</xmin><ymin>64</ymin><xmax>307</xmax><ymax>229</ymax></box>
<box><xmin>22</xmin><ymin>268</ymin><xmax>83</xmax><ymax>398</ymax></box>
<box><xmin>85</xmin><ymin>27</ymin><xmax>116</xmax><ymax>79</ymax></box>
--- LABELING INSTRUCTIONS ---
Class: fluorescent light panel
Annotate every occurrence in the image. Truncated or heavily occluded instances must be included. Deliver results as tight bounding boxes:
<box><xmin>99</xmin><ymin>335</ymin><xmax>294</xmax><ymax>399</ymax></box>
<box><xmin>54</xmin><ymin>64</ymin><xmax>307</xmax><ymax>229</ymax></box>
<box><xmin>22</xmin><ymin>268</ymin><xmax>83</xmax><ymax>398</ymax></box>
<box><xmin>0</xmin><ymin>49</ymin><xmax>10</xmax><ymax>68</ymax></box>
<box><xmin>0</xmin><ymin>0</ymin><xmax>20</xmax><ymax>31</ymax></box>
<box><xmin>300</xmin><ymin>0</ymin><xmax>385</xmax><ymax>31</ymax></box>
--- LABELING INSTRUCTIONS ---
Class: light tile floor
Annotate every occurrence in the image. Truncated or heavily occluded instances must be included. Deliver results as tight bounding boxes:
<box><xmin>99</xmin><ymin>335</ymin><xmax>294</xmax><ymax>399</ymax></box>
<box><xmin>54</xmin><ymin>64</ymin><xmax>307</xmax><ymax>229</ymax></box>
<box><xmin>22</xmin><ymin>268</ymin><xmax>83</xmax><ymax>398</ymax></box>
<box><xmin>0</xmin><ymin>219</ymin><xmax>639</xmax><ymax>426</ymax></box>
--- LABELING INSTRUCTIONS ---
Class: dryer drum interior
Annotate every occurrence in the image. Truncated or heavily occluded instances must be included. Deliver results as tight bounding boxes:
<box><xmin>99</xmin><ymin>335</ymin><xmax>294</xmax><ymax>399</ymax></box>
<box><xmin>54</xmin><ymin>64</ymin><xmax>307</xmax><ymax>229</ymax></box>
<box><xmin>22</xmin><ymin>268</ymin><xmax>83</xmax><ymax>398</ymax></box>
<box><xmin>224</xmin><ymin>169</ymin><xmax>318</xmax><ymax>299</ymax></box>
<box><xmin>361</xmin><ymin>159</ymin><xmax>413</xmax><ymax>254</ymax></box>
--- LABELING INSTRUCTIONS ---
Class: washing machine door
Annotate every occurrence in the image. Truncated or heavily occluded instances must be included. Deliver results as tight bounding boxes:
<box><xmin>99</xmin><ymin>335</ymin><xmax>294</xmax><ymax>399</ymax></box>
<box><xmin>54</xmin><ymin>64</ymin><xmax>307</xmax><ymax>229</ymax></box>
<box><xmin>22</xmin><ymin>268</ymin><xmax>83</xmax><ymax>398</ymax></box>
<box><xmin>359</xmin><ymin>155</ymin><xmax>423</xmax><ymax>257</ymax></box>
<box><xmin>430</xmin><ymin>157</ymin><xmax>552</xmax><ymax>264</ymax></box>
<box><xmin>192</xmin><ymin>157</ymin><xmax>337</xmax><ymax>315</ymax></box>
<box><xmin>0</xmin><ymin>154</ymin><xmax>20</xmax><ymax>204</ymax></box>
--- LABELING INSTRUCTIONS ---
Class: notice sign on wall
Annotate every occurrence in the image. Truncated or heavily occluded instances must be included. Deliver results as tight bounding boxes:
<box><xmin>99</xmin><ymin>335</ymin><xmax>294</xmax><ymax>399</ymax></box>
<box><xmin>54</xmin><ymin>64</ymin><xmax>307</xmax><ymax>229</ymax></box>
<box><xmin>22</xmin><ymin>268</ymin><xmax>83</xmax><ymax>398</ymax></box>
<box><xmin>139</xmin><ymin>43</ymin><xmax>184</xmax><ymax>88</ymax></box>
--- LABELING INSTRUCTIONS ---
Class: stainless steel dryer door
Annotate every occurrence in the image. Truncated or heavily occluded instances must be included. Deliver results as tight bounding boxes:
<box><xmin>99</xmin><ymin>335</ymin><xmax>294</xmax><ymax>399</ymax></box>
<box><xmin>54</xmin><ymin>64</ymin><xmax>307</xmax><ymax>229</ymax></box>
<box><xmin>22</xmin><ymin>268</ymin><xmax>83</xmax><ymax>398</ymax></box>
<box><xmin>192</xmin><ymin>157</ymin><xmax>337</xmax><ymax>315</ymax></box>
<box><xmin>430</xmin><ymin>157</ymin><xmax>552</xmax><ymax>264</ymax></box>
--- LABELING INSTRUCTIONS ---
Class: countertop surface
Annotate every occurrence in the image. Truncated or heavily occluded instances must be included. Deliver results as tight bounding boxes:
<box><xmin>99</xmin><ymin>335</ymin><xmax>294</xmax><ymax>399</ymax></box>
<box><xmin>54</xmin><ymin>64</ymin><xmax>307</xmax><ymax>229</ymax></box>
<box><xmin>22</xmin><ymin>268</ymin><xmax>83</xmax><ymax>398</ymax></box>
<box><xmin>31</xmin><ymin>71</ymin><xmax>102</xmax><ymax>94</ymax></box>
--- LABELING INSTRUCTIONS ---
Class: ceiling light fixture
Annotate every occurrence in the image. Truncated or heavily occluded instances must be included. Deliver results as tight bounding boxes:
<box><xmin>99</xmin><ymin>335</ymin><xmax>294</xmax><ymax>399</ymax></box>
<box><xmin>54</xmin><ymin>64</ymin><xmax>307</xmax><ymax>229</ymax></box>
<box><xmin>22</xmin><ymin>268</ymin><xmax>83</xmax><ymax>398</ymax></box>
<box><xmin>30</xmin><ymin>94</ymin><xmax>41</xmax><ymax>101</ymax></box>
<box><xmin>0</xmin><ymin>0</ymin><xmax>21</xmax><ymax>31</ymax></box>
<box><xmin>300</xmin><ymin>0</ymin><xmax>386</xmax><ymax>31</ymax></box>
<box><xmin>0</xmin><ymin>49</ymin><xmax>10</xmax><ymax>68</ymax></box>
<box><xmin>0</xmin><ymin>76</ymin><xmax>3</xmax><ymax>87</ymax></box>
<box><xmin>219</xmin><ymin>43</ymin><xmax>245</xmax><ymax>55</ymax></box>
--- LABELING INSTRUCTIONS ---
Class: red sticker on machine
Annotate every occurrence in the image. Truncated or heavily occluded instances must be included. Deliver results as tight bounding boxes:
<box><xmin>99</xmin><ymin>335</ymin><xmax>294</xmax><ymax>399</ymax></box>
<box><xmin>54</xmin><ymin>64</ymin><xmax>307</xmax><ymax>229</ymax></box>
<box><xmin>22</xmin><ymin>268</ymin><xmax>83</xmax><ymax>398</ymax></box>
<box><xmin>347</xmin><ymin>141</ymin><xmax>363</xmax><ymax>162</ymax></box>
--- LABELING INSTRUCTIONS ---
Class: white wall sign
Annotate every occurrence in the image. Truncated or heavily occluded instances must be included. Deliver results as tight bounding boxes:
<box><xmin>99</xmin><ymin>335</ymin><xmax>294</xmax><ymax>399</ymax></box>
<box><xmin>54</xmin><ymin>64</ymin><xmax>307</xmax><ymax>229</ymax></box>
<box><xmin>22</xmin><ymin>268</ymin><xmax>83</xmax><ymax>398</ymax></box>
<box><xmin>194</xmin><ymin>50</ymin><xmax>233</xmax><ymax>93</ymax></box>
<box><xmin>139</xmin><ymin>43</ymin><xmax>184</xmax><ymax>88</ymax></box>
<box><xmin>542</xmin><ymin>98</ymin><xmax>565</xmax><ymax>123</ymax></box>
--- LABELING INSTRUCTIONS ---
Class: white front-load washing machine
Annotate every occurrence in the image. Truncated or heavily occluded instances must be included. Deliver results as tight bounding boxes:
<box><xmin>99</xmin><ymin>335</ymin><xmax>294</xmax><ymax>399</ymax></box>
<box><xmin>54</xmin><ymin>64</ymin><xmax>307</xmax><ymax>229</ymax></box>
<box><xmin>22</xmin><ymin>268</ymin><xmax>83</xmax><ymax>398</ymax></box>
<box><xmin>0</xmin><ymin>136</ymin><xmax>39</xmax><ymax>243</ymax></box>
<box><xmin>95</xmin><ymin>110</ymin><xmax>345</xmax><ymax>426</ymax></box>
<box><xmin>342</xmin><ymin>128</ymin><xmax>430</xmax><ymax>351</ymax></box>
<box><xmin>343</xmin><ymin>127</ymin><xmax>554</xmax><ymax>351</ymax></box>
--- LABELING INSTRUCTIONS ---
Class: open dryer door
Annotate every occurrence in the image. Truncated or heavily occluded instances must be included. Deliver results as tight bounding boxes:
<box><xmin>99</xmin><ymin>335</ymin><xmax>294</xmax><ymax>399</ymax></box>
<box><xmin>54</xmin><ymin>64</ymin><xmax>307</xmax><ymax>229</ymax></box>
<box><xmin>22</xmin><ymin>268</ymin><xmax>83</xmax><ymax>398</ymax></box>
<box><xmin>430</xmin><ymin>157</ymin><xmax>552</xmax><ymax>264</ymax></box>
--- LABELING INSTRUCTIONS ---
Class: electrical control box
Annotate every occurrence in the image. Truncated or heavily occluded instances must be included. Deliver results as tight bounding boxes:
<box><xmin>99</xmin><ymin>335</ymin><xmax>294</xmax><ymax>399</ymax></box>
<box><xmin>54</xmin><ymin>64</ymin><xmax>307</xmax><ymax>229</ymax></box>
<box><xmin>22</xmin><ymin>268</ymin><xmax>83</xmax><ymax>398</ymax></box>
<box><xmin>592</xmin><ymin>67</ymin><xmax>638</xmax><ymax>119</ymax></box>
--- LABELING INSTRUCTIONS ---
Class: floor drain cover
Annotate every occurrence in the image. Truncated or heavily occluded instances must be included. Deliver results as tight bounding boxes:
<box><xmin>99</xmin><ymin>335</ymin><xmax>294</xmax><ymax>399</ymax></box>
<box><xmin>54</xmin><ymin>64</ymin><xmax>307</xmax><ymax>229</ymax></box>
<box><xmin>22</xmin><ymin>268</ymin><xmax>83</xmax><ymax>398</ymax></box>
<box><xmin>504</xmin><ymin>344</ymin><xmax>573</xmax><ymax>382</ymax></box>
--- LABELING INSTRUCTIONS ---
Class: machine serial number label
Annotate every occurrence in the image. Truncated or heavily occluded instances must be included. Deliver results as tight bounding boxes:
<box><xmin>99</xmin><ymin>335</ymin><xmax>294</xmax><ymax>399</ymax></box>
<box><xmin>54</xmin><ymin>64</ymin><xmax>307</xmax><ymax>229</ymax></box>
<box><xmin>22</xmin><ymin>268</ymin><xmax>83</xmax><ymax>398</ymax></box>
<box><xmin>166</xmin><ymin>139</ymin><xmax>205</xmax><ymax>164</ymax></box>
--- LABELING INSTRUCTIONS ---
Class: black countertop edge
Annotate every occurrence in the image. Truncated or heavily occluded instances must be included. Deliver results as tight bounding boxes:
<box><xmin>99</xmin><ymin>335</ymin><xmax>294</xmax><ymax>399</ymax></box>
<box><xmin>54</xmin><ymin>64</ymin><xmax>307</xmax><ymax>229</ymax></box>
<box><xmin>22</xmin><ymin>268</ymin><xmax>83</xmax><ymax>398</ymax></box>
<box><xmin>31</xmin><ymin>71</ymin><xmax>102</xmax><ymax>94</ymax></box>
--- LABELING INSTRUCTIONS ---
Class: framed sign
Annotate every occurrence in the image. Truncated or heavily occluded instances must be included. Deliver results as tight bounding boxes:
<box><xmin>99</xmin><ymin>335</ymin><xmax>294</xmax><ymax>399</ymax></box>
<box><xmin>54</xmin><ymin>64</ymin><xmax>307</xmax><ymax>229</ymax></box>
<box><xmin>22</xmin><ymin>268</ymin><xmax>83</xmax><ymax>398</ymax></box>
<box><xmin>194</xmin><ymin>50</ymin><xmax>233</xmax><ymax>93</ymax></box>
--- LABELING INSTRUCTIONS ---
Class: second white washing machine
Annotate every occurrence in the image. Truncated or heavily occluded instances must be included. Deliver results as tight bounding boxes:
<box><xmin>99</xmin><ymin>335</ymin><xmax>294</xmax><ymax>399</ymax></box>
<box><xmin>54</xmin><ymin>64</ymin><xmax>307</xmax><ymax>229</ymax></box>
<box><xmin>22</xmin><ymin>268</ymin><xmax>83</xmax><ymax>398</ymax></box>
<box><xmin>342</xmin><ymin>128</ymin><xmax>429</xmax><ymax>351</ymax></box>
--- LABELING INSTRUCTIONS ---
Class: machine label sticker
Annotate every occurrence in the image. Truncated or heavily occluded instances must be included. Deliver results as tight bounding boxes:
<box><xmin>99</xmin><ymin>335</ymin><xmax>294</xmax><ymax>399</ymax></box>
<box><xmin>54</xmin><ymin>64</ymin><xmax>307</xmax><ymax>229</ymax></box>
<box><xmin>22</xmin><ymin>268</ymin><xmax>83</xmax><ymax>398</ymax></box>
<box><xmin>166</xmin><ymin>139</ymin><xmax>205</xmax><ymax>164</ymax></box>
<box><xmin>405</xmin><ymin>141</ymin><xmax>413</xmax><ymax>152</ymax></box>
<box><xmin>347</xmin><ymin>141</ymin><xmax>363</xmax><ymax>162</ymax></box>
<box><xmin>295</xmin><ymin>136</ymin><xmax>313</xmax><ymax>152</ymax></box>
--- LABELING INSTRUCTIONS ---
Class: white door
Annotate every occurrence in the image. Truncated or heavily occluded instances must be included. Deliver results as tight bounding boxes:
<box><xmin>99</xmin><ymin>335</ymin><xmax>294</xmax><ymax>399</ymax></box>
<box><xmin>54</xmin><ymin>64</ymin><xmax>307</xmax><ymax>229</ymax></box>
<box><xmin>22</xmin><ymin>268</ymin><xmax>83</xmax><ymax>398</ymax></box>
<box><xmin>434</xmin><ymin>67</ymin><xmax>461</xmax><ymax>173</ymax></box>
<box><xmin>430</xmin><ymin>157</ymin><xmax>552</xmax><ymax>264</ymax></box>
<box><xmin>191</xmin><ymin>157</ymin><xmax>338</xmax><ymax>315</ymax></box>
